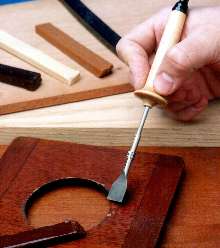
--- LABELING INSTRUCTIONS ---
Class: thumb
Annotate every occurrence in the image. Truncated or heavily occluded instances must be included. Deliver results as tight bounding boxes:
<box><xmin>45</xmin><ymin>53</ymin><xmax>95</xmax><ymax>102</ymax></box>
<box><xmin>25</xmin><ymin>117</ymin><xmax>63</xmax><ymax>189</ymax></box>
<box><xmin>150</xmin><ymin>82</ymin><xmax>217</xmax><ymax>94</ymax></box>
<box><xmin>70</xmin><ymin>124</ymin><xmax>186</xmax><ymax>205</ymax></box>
<box><xmin>153</xmin><ymin>31</ymin><xmax>218</xmax><ymax>96</ymax></box>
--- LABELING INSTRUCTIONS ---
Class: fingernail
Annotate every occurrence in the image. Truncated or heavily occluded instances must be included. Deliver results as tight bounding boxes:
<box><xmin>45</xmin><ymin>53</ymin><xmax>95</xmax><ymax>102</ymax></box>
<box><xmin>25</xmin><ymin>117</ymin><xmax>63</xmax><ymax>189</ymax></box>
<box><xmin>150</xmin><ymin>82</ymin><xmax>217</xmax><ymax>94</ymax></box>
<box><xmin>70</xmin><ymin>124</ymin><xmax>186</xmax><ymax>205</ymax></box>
<box><xmin>154</xmin><ymin>73</ymin><xmax>174</xmax><ymax>95</ymax></box>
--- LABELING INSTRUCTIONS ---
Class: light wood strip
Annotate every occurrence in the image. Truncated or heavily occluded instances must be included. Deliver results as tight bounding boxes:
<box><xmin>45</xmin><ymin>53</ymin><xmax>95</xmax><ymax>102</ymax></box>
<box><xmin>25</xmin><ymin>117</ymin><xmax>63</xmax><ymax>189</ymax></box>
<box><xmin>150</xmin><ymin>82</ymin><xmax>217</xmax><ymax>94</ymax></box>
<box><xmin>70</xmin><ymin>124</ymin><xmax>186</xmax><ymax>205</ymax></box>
<box><xmin>0</xmin><ymin>30</ymin><xmax>80</xmax><ymax>85</ymax></box>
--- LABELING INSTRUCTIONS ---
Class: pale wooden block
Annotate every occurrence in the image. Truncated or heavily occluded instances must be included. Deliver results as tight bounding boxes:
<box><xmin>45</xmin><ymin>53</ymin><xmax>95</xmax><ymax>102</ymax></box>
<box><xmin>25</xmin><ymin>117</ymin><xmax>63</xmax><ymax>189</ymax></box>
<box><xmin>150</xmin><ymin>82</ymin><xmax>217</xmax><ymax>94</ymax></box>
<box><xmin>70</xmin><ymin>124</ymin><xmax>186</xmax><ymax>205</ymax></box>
<box><xmin>0</xmin><ymin>30</ymin><xmax>80</xmax><ymax>85</ymax></box>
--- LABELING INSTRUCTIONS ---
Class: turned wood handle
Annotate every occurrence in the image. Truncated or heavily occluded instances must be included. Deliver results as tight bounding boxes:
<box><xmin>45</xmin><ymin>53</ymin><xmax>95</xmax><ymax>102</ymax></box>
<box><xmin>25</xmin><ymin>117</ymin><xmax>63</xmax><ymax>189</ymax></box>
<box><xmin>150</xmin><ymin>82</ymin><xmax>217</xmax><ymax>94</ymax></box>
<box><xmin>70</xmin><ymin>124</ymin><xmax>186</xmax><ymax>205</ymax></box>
<box><xmin>135</xmin><ymin>10</ymin><xmax>187</xmax><ymax>107</ymax></box>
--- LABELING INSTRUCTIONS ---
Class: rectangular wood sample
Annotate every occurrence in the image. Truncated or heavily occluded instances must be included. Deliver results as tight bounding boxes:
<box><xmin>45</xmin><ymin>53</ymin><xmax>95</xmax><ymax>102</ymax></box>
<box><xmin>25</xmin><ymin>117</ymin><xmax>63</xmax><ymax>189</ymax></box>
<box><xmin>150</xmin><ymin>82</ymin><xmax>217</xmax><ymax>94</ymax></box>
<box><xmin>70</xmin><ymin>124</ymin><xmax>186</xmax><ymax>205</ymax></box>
<box><xmin>0</xmin><ymin>30</ymin><xmax>80</xmax><ymax>85</ymax></box>
<box><xmin>0</xmin><ymin>0</ymin><xmax>132</xmax><ymax>115</ymax></box>
<box><xmin>36</xmin><ymin>23</ymin><xmax>113</xmax><ymax>78</ymax></box>
<box><xmin>0</xmin><ymin>63</ymin><xmax>42</xmax><ymax>91</ymax></box>
<box><xmin>0</xmin><ymin>137</ymin><xmax>183</xmax><ymax>247</ymax></box>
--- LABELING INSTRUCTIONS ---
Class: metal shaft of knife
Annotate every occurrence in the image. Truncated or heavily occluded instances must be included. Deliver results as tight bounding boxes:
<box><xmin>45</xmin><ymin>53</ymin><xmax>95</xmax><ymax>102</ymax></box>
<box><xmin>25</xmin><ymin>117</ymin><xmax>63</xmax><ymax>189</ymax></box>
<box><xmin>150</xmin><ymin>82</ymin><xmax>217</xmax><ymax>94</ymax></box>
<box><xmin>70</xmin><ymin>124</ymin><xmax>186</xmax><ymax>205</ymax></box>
<box><xmin>124</xmin><ymin>106</ymin><xmax>150</xmax><ymax>177</ymax></box>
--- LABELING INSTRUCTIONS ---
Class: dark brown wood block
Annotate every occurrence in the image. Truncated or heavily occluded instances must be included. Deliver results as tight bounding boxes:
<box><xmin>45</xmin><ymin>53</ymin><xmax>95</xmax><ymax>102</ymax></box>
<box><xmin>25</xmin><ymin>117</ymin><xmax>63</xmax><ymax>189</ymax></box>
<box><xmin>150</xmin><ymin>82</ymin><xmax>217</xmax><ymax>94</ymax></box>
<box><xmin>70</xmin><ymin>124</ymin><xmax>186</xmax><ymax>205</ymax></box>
<box><xmin>36</xmin><ymin>23</ymin><xmax>113</xmax><ymax>78</ymax></box>
<box><xmin>0</xmin><ymin>220</ymin><xmax>86</xmax><ymax>248</ymax></box>
<box><xmin>0</xmin><ymin>64</ymin><xmax>42</xmax><ymax>91</ymax></box>
<box><xmin>0</xmin><ymin>137</ymin><xmax>183</xmax><ymax>247</ymax></box>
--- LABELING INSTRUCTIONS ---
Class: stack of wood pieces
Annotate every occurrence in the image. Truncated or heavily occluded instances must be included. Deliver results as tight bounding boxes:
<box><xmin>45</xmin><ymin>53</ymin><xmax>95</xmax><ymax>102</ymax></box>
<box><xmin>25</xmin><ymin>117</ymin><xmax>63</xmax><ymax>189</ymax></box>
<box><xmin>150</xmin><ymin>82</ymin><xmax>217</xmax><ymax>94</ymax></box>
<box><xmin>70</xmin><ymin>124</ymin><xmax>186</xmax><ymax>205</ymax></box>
<box><xmin>0</xmin><ymin>0</ymin><xmax>131</xmax><ymax>115</ymax></box>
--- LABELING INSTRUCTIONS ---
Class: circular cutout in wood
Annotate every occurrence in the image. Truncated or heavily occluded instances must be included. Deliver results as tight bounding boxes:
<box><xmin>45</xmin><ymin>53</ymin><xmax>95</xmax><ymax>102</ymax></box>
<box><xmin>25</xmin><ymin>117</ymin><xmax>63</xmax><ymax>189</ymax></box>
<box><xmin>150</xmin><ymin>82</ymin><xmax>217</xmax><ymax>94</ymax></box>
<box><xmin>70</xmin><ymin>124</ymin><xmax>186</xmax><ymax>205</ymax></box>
<box><xmin>24</xmin><ymin>178</ymin><xmax>110</xmax><ymax>231</ymax></box>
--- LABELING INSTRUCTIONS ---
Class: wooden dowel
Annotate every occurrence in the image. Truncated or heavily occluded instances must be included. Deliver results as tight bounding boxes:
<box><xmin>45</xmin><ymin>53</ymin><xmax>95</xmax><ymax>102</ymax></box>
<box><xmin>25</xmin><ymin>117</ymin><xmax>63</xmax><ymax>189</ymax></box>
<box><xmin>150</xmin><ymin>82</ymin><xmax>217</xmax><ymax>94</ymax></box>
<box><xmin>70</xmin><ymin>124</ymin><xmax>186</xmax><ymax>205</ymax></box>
<box><xmin>0</xmin><ymin>30</ymin><xmax>80</xmax><ymax>85</ymax></box>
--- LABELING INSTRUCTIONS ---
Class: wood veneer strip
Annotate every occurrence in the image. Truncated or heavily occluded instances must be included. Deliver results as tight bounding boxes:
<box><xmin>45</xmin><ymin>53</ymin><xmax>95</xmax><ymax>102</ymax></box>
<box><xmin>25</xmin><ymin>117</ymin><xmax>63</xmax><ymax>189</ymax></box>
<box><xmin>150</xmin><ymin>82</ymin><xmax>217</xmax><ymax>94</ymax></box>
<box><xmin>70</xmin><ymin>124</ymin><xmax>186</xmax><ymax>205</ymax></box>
<box><xmin>0</xmin><ymin>63</ymin><xmax>41</xmax><ymax>91</ymax></box>
<box><xmin>0</xmin><ymin>30</ymin><xmax>80</xmax><ymax>85</ymax></box>
<box><xmin>123</xmin><ymin>155</ymin><xmax>184</xmax><ymax>248</ymax></box>
<box><xmin>0</xmin><ymin>220</ymin><xmax>86</xmax><ymax>248</ymax></box>
<box><xmin>36</xmin><ymin>23</ymin><xmax>113</xmax><ymax>78</ymax></box>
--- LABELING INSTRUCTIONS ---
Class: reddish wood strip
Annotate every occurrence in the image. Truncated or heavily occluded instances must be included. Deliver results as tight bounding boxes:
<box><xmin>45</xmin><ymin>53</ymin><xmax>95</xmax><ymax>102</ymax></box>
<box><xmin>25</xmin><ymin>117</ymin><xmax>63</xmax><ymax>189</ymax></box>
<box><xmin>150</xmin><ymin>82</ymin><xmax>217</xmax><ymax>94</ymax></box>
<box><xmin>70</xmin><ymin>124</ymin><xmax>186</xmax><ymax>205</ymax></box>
<box><xmin>35</xmin><ymin>23</ymin><xmax>113</xmax><ymax>78</ymax></box>
<box><xmin>123</xmin><ymin>155</ymin><xmax>184</xmax><ymax>248</ymax></box>
<box><xmin>0</xmin><ymin>83</ymin><xmax>133</xmax><ymax>115</ymax></box>
<box><xmin>0</xmin><ymin>220</ymin><xmax>86</xmax><ymax>248</ymax></box>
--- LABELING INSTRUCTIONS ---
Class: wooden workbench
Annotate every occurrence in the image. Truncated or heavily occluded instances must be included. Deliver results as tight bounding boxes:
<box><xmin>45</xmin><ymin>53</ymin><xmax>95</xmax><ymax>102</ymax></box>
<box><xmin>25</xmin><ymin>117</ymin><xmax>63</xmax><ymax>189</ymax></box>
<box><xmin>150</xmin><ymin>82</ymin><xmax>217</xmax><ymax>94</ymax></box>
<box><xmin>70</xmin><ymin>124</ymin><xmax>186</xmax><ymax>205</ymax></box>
<box><xmin>0</xmin><ymin>0</ymin><xmax>219</xmax><ymax>148</ymax></box>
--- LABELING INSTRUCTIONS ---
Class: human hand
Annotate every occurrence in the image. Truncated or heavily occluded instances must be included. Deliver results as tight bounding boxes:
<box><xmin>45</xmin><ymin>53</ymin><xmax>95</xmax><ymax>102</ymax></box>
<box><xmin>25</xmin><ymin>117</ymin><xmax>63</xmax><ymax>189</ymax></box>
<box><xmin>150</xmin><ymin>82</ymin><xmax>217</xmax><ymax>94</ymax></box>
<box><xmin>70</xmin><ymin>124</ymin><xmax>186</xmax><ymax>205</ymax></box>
<box><xmin>117</xmin><ymin>6</ymin><xmax>220</xmax><ymax>121</ymax></box>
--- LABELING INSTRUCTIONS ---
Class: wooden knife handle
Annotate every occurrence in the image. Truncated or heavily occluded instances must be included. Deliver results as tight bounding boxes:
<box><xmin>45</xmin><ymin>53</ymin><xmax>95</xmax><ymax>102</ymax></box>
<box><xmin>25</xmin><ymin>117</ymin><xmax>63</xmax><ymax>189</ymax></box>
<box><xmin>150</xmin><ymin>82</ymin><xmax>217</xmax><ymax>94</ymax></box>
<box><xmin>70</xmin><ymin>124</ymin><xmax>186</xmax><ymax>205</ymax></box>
<box><xmin>135</xmin><ymin>6</ymin><xmax>188</xmax><ymax>107</ymax></box>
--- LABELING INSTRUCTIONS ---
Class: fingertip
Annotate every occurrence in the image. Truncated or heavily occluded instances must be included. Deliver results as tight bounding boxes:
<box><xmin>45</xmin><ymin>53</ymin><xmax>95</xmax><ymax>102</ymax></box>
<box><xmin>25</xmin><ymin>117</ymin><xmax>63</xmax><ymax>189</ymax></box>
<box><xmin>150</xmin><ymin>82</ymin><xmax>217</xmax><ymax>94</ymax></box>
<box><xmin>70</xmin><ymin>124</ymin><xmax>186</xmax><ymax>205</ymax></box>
<box><xmin>154</xmin><ymin>73</ymin><xmax>175</xmax><ymax>96</ymax></box>
<box><xmin>116</xmin><ymin>38</ymin><xmax>150</xmax><ymax>89</ymax></box>
<box><xmin>131</xmin><ymin>74</ymin><xmax>146</xmax><ymax>89</ymax></box>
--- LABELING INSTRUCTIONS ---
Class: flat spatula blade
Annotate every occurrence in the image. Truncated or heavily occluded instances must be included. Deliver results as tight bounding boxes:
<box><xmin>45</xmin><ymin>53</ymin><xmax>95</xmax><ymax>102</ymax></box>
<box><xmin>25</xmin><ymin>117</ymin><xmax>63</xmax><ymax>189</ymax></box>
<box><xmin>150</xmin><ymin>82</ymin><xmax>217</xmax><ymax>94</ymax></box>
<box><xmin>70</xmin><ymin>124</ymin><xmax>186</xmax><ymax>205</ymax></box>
<box><xmin>107</xmin><ymin>171</ymin><xmax>127</xmax><ymax>203</ymax></box>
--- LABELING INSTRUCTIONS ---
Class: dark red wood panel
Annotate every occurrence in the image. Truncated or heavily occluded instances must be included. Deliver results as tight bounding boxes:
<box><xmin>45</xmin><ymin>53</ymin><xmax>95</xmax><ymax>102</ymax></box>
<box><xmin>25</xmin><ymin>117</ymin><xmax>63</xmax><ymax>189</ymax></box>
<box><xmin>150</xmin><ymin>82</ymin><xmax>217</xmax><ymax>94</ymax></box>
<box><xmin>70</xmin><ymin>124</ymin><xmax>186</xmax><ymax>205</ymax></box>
<box><xmin>0</xmin><ymin>137</ymin><xmax>183</xmax><ymax>247</ymax></box>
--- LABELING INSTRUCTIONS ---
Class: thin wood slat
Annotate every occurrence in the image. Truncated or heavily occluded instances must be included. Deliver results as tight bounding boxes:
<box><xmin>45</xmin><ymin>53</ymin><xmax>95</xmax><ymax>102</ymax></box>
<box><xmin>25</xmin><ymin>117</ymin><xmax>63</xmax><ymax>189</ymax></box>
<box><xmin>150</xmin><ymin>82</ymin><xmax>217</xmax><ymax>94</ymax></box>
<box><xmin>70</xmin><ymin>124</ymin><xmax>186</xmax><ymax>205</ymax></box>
<box><xmin>0</xmin><ymin>137</ymin><xmax>183</xmax><ymax>247</ymax></box>
<box><xmin>36</xmin><ymin>23</ymin><xmax>113</xmax><ymax>78</ymax></box>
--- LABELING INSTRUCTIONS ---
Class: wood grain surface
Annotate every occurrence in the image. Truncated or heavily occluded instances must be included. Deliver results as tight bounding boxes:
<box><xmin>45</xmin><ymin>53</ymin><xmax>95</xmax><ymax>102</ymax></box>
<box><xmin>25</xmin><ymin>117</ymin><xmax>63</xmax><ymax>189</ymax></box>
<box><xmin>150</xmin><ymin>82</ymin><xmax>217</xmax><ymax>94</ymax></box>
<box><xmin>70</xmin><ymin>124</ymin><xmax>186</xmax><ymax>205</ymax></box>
<box><xmin>0</xmin><ymin>137</ymin><xmax>183</xmax><ymax>248</ymax></box>
<box><xmin>123</xmin><ymin>156</ymin><xmax>183</xmax><ymax>248</ymax></box>
<box><xmin>1</xmin><ymin>143</ymin><xmax>220</xmax><ymax>247</ymax></box>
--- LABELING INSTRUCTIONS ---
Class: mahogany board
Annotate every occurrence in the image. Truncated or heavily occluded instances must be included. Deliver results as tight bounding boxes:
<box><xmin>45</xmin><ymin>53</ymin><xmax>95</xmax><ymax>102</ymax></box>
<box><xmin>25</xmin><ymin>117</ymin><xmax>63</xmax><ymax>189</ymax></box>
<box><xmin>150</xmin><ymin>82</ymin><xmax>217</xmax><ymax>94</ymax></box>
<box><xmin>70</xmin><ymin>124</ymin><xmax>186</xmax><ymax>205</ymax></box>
<box><xmin>1</xmin><ymin>144</ymin><xmax>220</xmax><ymax>247</ymax></box>
<box><xmin>0</xmin><ymin>0</ymin><xmax>132</xmax><ymax>115</ymax></box>
<box><xmin>0</xmin><ymin>137</ymin><xmax>183</xmax><ymax>248</ymax></box>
